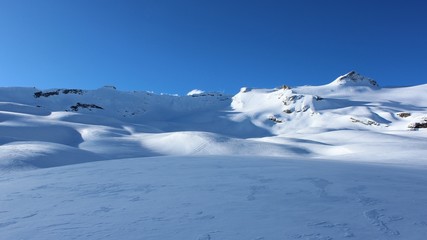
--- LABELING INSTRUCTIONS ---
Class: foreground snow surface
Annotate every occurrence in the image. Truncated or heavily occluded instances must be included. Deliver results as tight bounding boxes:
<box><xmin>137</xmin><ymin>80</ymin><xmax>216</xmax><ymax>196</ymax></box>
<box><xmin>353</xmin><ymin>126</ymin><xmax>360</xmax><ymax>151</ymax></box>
<box><xmin>1</xmin><ymin>156</ymin><xmax>427</xmax><ymax>240</ymax></box>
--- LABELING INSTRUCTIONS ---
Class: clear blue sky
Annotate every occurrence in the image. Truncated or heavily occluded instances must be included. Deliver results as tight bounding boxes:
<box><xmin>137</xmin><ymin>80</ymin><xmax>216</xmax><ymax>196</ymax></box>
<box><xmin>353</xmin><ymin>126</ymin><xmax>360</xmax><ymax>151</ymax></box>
<box><xmin>0</xmin><ymin>0</ymin><xmax>426</xmax><ymax>95</ymax></box>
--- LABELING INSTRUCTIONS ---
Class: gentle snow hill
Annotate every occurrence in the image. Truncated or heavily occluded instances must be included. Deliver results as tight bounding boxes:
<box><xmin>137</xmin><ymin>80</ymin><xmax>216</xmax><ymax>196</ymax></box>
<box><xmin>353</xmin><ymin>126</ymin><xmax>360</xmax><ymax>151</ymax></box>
<box><xmin>1</xmin><ymin>71</ymin><xmax>427</xmax><ymax>169</ymax></box>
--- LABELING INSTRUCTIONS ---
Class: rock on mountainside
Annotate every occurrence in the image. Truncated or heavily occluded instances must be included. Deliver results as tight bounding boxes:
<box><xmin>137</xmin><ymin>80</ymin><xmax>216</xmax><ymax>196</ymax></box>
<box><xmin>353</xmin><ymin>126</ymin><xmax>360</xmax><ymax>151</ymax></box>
<box><xmin>330</xmin><ymin>71</ymin><xmax>380</xmax><ymax>88</ymax></box>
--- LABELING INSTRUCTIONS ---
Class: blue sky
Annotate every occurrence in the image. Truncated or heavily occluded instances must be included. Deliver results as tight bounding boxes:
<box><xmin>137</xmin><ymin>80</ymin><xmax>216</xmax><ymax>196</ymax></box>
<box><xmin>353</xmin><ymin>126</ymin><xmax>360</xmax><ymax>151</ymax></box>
<box><xmin>0</xmin><ymin>0</ymin><xmax>426</xmax><ymax>95</ymax></box>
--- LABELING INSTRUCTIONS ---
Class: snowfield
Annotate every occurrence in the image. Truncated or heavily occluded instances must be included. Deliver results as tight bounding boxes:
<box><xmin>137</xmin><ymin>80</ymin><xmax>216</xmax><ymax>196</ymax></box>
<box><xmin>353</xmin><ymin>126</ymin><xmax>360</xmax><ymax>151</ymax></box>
<box><xmin>1</xmin><ymin>72</ymin><xmax>427</xmax><ymax>239</ymax></box>
<box><xmin>2</xmin><ymin>156</ymin><xmax>427</xmax><ymax>240</ymax></box>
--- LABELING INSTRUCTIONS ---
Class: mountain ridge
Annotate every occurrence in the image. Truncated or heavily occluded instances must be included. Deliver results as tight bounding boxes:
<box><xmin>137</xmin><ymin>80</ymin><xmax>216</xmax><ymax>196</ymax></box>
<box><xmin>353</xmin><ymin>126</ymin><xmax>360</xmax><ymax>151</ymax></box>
<box><xmin>1</xmin><ymin>72</ymin><xmax>427</xmax><ymax>169</ymax></box>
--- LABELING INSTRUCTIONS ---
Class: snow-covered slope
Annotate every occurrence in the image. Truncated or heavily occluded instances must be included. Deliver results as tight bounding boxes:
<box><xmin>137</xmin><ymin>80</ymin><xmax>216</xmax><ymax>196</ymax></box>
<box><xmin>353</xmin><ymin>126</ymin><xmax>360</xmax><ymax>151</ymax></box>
<box><xmin>1</xmin><ymin>72</ymin><xmax>427</xmax><ymax>169</ymax></box>
<box><xmin>2</xmin><ymin>72</ymin><xmax>427</xmax><ymax>240</ymax></box>
<box><xmin>1</xmin><ymin>156</ymin><xmax>427</xmax><ymax>240</ymax></box>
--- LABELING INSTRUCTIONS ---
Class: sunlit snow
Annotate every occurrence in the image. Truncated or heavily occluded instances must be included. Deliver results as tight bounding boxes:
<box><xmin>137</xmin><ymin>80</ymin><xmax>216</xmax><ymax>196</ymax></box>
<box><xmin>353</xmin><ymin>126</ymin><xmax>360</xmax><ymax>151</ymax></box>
<box><xmin>1</xmin><ymin>72</ymin><xmax>427</xmax><ymax>239</ymax></box>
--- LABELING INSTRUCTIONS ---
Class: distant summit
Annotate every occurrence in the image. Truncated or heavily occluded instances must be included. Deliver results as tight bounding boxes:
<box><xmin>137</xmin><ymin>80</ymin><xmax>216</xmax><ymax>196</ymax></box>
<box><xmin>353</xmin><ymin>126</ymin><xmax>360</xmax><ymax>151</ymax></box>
<box><xmin>330</xmin><ymin>71</ymin><xmax>379</xmax><ymax>88</ymax></box>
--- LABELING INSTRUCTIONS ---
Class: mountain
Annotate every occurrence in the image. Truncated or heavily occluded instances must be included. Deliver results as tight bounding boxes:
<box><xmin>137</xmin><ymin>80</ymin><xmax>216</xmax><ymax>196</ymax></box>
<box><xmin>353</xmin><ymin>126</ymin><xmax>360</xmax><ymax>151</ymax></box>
<box><xmin>329</xmin><ymin>70</ymin><xmax>380</xmax><ymax>88</ymax></box>
<box><xmin>1</xmin><ymin>71</ymin><xmax>427</xmax><ymax>169</ymax></box>
<box><xmin>1</xmin><ymin>72</ymin><xmax>427</xmax><ymax>240</ymax></box>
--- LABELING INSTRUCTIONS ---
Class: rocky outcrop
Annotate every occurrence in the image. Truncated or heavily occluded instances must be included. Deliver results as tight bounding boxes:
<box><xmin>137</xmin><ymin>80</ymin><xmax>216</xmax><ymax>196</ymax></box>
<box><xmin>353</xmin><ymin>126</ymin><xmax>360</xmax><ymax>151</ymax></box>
<box><xmin>408</xmin><ymin>117</ymin><xmax>427</xmax><ymax>129</ymax></box>
<box><xmin>397</xmin><ymin>112</ymin><xmax>411</xmax><ymax>118</ymax></box>
<box><xmin>268</xmin><ymin>116</ymin><xmax>283</xmax><ymax>123</ymax></box>
<box><xmin>34</xmin><ymin>89</ymin><xmax>84</xmax><ymax>98</ymax></box>
<box><xmin>70</xmin><ymin>103</ymin><xmax>103</xmax><ymax>111</ymax></box>
<box><xmin>331</xmin><ymin>71</ymin><xmax>379</xmax><ymax>88</ymax></box>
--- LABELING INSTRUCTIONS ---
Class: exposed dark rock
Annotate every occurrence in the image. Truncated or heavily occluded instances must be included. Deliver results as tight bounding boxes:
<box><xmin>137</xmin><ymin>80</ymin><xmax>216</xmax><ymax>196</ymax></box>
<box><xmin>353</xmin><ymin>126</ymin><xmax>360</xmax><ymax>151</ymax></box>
<box><xmin>34</xmin><ymin>89</ymin><xmax>84</xmax><ymax>98</ymax></box>
<box><xmin>62</xmin><ymin>89</ymin><xmax>83</xmax><ymax>95</ymax></box>
<box><xmin>190</xmin><ymin>92</ymin><xmax>224</xmax><ymax>97</ymax></box>
<box><xmin>268</xmin><ymin>116</ymin><xmax>283</xmax><ymax>123</ymax></box>
<box><xmin>34</xmin><ymin>90</ymin><xmax>60</xmax><ymax>98</ymax></box>
<box><xmin>410</xmin><ymin>122</ymin><xmax>427</xmax><ymax>128</ymax></box>
<box><xmin>283</xmin><ymin>94</ymin><xmax>303</xmax><ymax>106</ymax></box>
<box><xmin>70</xmin><ymin>103</ymin><xmax>103</xmax><ymax>111</ymax></box>
<box><xmin>397</xmin><ymin>112</ymin><xmax>411</xmax><ymax>118</ymax></box>
<box><xmin>408</xmin><ymin>117</ymin><xmax>427</xmax><ymax>129</ymax></box>
<box><xmin>314</xmin><ymin>95</ymin><xmax>323</xmax><ymax>101</ymax></box>
<box><xmin>334</xmin><ymin>71</ymin><xmax>379</xmax><ymax>88</ymax></box>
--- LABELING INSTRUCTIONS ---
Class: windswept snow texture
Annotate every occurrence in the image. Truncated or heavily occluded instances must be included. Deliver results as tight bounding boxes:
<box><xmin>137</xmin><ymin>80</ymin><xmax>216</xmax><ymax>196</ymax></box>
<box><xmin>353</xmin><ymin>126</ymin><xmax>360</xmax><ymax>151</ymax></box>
<box><xmin>1</xmin><ymin>72</ymin><xmax>427</xmax><ymax>239</ymax></box>
<box><xmin>1</xmin><ymin>157</ymin><xmax>427</xmax><ymax>240</ymax></box>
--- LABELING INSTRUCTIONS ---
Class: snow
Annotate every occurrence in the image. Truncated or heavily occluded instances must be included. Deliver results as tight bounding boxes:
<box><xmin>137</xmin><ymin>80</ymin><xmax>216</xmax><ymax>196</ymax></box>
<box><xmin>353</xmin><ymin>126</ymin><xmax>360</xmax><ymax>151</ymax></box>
<box><xmin>329</xmin><ymin>71</ymin><xmax>380</xmax><ymax>88</ymax></box>
<box><xmin>1</xmin><ymin>156</ymin><xmax>427</xmax><ymax>239</ymax></box>
<box><xmin>187</xmin><ymin>89</ymin><xmax>205</xmax><ymax>96</ymax></box>
<box><xmin>1</xmin><ymin>72</ymin><xmax>427</xmax><ymax>239</ymax></box>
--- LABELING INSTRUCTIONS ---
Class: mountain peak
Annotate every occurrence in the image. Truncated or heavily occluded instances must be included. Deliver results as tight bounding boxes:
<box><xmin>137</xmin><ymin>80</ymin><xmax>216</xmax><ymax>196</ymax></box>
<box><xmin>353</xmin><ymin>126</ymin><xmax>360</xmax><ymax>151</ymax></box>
<box><xmin>331</xmin><ymin>71</ymin><xmax>379</xmax><ymax>88</ymax></box>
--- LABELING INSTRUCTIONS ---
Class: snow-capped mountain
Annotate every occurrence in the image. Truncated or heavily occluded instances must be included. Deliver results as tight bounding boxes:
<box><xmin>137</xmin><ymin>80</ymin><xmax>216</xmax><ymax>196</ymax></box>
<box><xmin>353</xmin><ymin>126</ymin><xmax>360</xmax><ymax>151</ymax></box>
<box><xmin>329</xmin><ymin>70</ymin><xmax>380</xmax><ymax>88</ymax></box>
<box><xmin>2</xmin><ymin>72</ymin><xmax>427</xmax><ymax>240</ymax></box>
<box><xmin>1</xmin><ymin>71</ymin><xmax>427</xmax><ymax>169</ymax></box>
